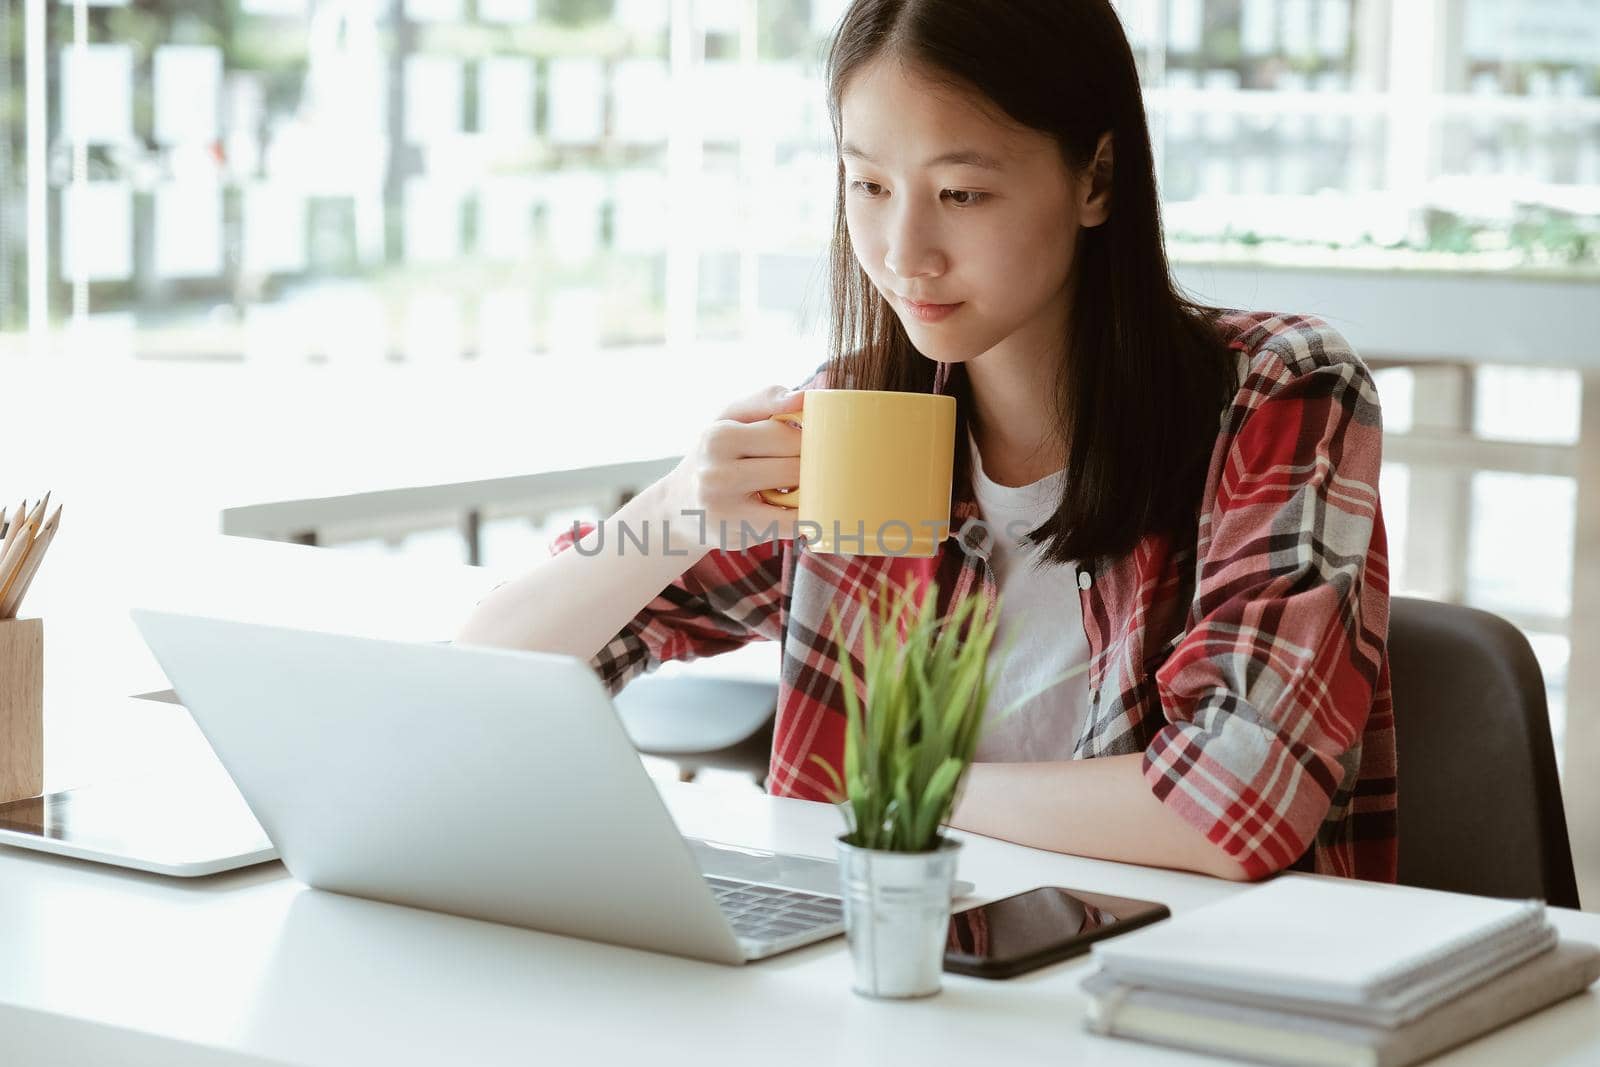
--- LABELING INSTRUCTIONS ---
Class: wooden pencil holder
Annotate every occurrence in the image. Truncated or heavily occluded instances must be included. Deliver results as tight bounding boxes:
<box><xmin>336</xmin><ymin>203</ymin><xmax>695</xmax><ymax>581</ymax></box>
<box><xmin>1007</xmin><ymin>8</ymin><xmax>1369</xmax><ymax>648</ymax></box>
<box><xmin>0</xmin><ymin>617</ymin><xmax>44</xmax><ymax>805</ymax></box>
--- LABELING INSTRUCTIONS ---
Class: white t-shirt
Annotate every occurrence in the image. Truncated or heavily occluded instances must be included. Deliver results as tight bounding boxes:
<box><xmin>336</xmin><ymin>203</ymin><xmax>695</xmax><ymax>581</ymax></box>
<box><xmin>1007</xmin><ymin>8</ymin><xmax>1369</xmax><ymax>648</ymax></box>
<box><xmin>966</xmin><ymin>428</ymin><xmax>1092</xmax><ymax>763</ymax></box>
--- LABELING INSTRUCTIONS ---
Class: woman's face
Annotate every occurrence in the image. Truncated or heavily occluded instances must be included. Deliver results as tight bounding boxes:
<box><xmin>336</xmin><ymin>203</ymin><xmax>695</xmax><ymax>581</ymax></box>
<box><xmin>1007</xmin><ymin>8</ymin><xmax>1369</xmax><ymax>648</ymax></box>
<box><xmin>838</xmin><ymin>57</ymin><xmax>1107</xmax><ymax>369</ymax></box>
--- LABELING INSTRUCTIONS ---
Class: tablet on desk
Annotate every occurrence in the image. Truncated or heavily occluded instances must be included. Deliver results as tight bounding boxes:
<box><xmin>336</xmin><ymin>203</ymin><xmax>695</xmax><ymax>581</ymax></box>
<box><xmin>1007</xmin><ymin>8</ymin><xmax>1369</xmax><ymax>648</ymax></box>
<box><xmin>0</xmin><ymin>772</ymin><xmax>278</xmax><ymax>877</ymax></box>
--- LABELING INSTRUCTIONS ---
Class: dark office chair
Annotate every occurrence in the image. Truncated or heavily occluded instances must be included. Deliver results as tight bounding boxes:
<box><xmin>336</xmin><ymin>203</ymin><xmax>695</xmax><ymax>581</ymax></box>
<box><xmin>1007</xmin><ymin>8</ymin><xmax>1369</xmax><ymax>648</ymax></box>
<box><xmin>1388</xmin><ymin>596</ymin><xmax>1580</xmax><ymax>908</ymax></box>
<box><xmin>613</xmin><ymin>674</ymin><xmax>778</xmax><ymax>788</ymax></box>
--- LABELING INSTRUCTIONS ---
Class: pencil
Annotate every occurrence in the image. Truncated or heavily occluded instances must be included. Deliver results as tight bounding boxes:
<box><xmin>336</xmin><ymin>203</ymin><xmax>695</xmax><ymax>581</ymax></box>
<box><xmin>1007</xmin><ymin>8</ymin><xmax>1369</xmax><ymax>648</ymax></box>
<box><xmin>24</xmin><ymin>491</ymin><xmax>50</xmax><ymax>530</ymax></box>
<box><xmin>8</xmin><ymin>493</ymin><xmax>48</xmax><ymax>554</ymax></box>
<box><xmin>0</xmin><ymin>492</ymin><xmax>48</xmax><ymax>577</ymax></box>
<box><xmin>0</xmin><ymin>499</ymin><xmax>25</xmax><ymax>560</ymax></box>
<box><xmin>0</xmin><ymin>516</ymin><xmax>39</xmax><ymax>613</ymax></box>
<box><xmin>0</xmin><ymin>504</ymin><xmax>58</xmax><ymax>619</ymax></box>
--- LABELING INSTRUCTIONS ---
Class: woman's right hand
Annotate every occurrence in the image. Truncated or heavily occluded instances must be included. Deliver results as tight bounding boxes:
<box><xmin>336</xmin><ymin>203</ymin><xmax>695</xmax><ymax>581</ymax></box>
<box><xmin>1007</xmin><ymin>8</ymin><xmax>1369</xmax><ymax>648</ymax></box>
<box><xmin>664</xmin><ymin>384</ymin><xmax>807</xmax><ymax>553</ymax></box>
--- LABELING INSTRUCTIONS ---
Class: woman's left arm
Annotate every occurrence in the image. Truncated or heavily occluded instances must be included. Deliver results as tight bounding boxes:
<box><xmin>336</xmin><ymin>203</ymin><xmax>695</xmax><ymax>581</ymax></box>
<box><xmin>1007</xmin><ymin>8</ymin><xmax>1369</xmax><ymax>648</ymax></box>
<box><xmin>949</xmin><ymin>755</ymin><xmax>1252</xmax><ymax>879</ymax></box>
<box><xmin>953</xmin><ymin>336</ymin><xmax>1389</xmax><ymax>881</ymax></box>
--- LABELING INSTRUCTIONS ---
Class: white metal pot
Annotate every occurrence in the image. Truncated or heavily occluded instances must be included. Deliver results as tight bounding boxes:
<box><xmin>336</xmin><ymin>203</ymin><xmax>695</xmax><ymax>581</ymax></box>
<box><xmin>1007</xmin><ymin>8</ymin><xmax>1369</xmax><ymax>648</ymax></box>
<box><xmin>835</xmin><ymin>835</ymin><xmax>962</xmax><ymax>999</ymax></box>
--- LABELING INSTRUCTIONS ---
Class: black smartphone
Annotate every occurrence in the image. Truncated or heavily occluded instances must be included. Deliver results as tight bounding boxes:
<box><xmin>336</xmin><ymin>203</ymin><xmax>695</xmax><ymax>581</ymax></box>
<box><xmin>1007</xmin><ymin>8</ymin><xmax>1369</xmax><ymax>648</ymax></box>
<box><xmin>943</xmin><ymin>886</ymin><xmax>1170</xmax><ymax>979</ymax></box>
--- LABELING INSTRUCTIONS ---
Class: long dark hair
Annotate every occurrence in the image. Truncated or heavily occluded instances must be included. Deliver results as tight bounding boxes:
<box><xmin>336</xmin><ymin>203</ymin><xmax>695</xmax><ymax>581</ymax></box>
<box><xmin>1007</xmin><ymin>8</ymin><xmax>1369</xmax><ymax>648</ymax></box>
<box><xmin>822</xmin><ymin>0</ymin><xmax>1237</xmax><ymax>568</ymax></box>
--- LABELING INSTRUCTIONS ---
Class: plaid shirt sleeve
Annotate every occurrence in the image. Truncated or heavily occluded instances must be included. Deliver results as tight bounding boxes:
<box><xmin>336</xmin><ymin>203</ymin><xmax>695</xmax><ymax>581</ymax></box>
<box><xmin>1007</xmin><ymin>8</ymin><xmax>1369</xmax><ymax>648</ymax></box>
<box><xmin>546</xmin><ymin>523</ymin><xmax>787</xmax><ymax>696</ymax></box>
<box><xmin>1144</xmin><ymin>320</ymin><xmax>1390</xmax><ymax>879</ymax></box>
<box><xmin>541</xmin><ymin>362</ymin><xmax>830</xmax><ymax>696</ymax></box>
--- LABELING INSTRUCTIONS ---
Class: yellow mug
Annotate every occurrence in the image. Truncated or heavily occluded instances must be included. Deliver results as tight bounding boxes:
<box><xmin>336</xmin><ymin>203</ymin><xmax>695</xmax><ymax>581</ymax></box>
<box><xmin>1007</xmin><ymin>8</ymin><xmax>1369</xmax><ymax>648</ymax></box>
<box><xmin>758</xmin><ymin>389</ymin><xmax>957</xmax><ymax>558</ymax></box>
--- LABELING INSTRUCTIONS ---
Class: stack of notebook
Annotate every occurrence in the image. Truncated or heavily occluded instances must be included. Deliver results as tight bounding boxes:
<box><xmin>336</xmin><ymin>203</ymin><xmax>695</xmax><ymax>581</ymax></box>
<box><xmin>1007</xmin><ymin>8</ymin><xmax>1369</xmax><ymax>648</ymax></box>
<box><xmin>1081</xmin><ymin>878</ymin><xmax>1600</xmax><ymax>1067</ymax></box>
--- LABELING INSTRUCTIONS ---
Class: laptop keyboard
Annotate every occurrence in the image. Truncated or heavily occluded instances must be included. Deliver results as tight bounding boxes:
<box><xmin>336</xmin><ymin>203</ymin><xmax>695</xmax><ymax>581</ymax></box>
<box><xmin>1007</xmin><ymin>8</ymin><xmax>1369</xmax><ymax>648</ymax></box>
<box><xmin>704</xmin><ymin>875</ymin><xmax>844</xmax><ymax>942</ymax></box>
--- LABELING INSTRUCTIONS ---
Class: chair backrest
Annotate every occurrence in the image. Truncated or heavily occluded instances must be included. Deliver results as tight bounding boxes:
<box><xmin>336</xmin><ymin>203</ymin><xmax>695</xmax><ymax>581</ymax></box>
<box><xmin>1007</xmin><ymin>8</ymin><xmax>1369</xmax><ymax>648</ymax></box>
<box><xmin>1388</xmin><ymin>597</ymin><xmax>1580</xmax><ymax>908</ymax></box>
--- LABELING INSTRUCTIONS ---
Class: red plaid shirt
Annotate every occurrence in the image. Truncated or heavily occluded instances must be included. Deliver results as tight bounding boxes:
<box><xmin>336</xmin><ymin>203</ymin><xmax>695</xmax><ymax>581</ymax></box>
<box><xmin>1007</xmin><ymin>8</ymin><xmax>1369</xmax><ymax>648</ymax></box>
<box><xmin>550</xmin><ymin>311</ymin><xmax>1397</xmax><ymax>882</ymax></box>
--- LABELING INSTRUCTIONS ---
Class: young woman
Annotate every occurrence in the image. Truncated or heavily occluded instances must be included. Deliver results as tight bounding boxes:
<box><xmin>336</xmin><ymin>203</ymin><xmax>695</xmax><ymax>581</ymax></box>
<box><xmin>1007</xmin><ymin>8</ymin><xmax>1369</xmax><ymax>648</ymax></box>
<box><xmin>457</xmin><ymin>0</ymin><xmax>1395</xmax><ymax>883</ymax></box>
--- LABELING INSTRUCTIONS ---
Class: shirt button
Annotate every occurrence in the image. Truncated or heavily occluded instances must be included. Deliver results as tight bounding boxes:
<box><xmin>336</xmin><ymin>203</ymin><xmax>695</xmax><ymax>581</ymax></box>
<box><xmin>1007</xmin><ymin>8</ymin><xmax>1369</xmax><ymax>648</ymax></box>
<box><xmin>1077</xmin><ymin>569</ymin><xmax>1092</xmax><ymax>590</ymax></box>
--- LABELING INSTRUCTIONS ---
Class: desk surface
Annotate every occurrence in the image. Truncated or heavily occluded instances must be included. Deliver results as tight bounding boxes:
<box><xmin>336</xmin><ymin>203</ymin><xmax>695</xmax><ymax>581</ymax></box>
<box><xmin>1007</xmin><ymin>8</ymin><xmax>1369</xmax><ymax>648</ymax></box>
<box><xmin>2</xmin><ymin>738</ymin><xmax>1599</xmax><ymax>1067</ymax></box>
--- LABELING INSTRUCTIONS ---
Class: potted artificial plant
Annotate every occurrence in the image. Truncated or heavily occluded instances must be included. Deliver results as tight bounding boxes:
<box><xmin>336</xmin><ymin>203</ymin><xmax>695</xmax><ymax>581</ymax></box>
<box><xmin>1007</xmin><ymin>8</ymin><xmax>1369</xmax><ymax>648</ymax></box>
<box><xmin>813</xmin><ymin>576</ymin><xmax>1087</xmax><ymax>999</ymax></box>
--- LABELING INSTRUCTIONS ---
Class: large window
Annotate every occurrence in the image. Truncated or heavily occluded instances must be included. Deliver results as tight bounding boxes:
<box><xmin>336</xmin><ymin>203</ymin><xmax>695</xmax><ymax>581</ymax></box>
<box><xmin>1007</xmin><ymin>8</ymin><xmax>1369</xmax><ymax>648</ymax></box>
<box><xmin>1</xmin><ymin>0</ymin><xmax>848</xmax><ymax>359</ymax></box>
<box><xmin>1137</xmin><ymin>0</ymin><xmax>1600</xmax><ymax>271</ymax></box>
<box><xmin>2</xmin><ymin>0</ymin><xmax>1594</xmax><ymax>360</ymax></box>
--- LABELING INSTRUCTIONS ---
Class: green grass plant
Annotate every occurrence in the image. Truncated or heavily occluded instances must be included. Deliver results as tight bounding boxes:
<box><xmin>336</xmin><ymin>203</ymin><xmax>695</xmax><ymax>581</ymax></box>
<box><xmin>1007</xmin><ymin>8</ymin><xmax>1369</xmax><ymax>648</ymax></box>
<box><xmin>811</xmin><ymin>575</ymin><xmax>1087</xmax><ymax>853</ymax></box>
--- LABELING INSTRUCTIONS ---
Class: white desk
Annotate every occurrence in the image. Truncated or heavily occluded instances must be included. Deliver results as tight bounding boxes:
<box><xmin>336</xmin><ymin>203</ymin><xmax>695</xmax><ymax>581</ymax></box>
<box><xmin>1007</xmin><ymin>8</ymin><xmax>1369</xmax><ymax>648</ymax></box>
<box><xmin>5</xmin><ymin>531</ymin><xmax>1600</xmax><ymax>1065</ymax></box>
<box><xmin>3</xmin><ymin>754</ymin><xmax>1600</xmax><ymax>1066</ymax></box>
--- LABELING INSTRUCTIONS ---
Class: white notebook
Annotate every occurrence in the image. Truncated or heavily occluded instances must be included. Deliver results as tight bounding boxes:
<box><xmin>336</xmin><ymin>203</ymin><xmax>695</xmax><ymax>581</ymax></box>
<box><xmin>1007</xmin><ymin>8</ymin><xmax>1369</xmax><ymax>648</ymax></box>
<box><xmin>1090</xmin><ymin>877</ymin><xmax>1551</xmax><ymax>1025</ymax></box>
<box><xmin>1082</xmin><ymin>940</ymin><xmax>1600</xmax><ymax>1067</ymax></box>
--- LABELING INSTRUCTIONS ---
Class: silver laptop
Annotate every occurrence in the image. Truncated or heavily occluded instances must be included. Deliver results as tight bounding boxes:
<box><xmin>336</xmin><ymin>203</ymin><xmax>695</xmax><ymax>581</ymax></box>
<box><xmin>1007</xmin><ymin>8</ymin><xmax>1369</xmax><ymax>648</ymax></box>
<box><xmin>130</xmin><ymin>609</ymin><xmax>883</xmax><ymax>964</ymax></box>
